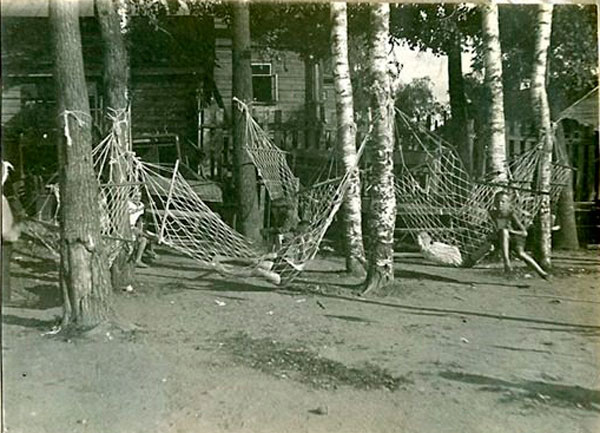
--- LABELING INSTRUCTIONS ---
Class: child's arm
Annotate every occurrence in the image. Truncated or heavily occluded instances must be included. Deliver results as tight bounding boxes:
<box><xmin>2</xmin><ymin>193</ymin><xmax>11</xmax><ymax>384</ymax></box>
<box><xmin>509</xmin><ymin>212</ymin><xmax>528</xmax><ymax>237</ymax></box>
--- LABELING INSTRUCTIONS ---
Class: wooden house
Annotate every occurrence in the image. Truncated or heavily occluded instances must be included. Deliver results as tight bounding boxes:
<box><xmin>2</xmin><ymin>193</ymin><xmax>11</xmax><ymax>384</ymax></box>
<box><xmin>1</xmin><ymin>4</ymin><xmax>338</xmax><ymax>217</ymax></box>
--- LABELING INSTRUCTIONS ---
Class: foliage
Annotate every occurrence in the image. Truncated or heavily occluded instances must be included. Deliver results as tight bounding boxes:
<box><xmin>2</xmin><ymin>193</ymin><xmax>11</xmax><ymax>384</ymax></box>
<box><xmin>395</xmin><ymin>77</ymin><xmax>448</xmax><ymax>125</ymax></box>
<box><xmin>127</xmin><ymin>14</ymin><xmax>214</xmax><ymax>67</ymax></box>
<box><xmin>389</xmin><ymin>3</ymin><xmax>481</xmax><ymax>54</ymax></box>
<box><xmin>548</xmin><ymin>4</ymin><xmax>598</xmax><ymax>110</ymax></box>
<box><xmin>128</xmin><ymin>0</ymin><xmax>220</xmax><ymax>22</ymax></box>
<box><xmin>250</xmin><ymin>2</ymin><xmax>331</xmax><ymax>60</ymax></box>
<box><xmin>470</xmin><ymin>4</ymin><xmax>598</xmax><ymax>114</ymax></box>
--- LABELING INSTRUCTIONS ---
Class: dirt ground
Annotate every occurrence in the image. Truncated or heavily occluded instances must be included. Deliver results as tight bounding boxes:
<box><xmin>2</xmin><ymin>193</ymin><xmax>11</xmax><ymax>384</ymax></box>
<box><xmin>2</xmin><ymin>240</ymin><xmax>599</xmax><ymax>433</ymax></box>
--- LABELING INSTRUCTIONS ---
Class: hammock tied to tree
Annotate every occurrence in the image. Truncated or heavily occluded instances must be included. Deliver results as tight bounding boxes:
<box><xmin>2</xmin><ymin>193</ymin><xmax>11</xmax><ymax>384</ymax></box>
<box><xmin>393</xmin><ymin>108</ymin><xmax>571</xmax><ymax>266</ymax></box>
<box><xmin>90</xmin><ymin>100</ymin><xmax>372</xmax><ymax>286</ymax></box>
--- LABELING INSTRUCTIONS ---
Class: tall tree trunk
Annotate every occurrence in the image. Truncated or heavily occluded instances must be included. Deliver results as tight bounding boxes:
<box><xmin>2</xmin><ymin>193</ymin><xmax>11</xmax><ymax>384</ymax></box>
<box><xmin>232</xmin><ymin>0</ymin><xmax>262</xmax><ymax>242</ymax></box>
<box><xmin>481</xmin><ymin>1</ymin><xmax>508</xmax><ymax>182</ymax></box>
<box><xmin>330</xmin><ymin>2</ymin><xmax>366</xmax><ymax>276</ymax></box>
<box><xmin>97</xmin><ymin>0</ymin><xmax>134</xmax><ymax>290</ymax></box>
<box><xmin>531</xmin><ymin>3</ymin><xmax>554</xmax><ymax>269</ymax></box>
<box><xmin>554</xmin><ymin>123</ymin><xmax>579</xmax><ymax>249</ymax></box>
<box><xmin>447</xmin><ymin>35</ymin><xmax>472</xmax><ymax>174</ymax></box>
<box><xmin>304</xmin><ymin>58</ymin><xmax>319</xmax><ymax>149</ymax></box>
<box><xmin>363</xmin><ymin>3</ymin><xmax>396</xmax><ymax>295</ymax></box>
<box><xmin>98</xmin><ymin>0</ymin><xmax>129</xmax><ymax>121</ymax></box>
<box><xmin>50</xmin><ymin>0</ymin><xmax>112</xmax><ymax>329</ymax></box>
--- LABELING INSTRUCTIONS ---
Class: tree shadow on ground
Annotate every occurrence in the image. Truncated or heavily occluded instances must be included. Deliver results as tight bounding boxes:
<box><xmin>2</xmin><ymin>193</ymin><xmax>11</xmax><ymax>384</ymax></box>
<box><xmin>308</xmin><ymin>292</ymin><xmax>600</xmax><ymax>330</ymax></box>
<box><xmin>324</xmin><ymin>314</ymin><xmax>376</xmax><ymax>324</ymax></box>
<box><xmin>292</xmin><ymin>277</ymin><xmax>363</xmax><ymax>292</ymax></box>
<box><xmin>10</xmin><ymin>272</ymin><xmax>56</xmax><ymax>283</ymax></box>
<box><xmin>151</xmin><ymin>261</ymin><xmax>208</xmax><ymax>274</ymax></box>
<box><xmin>222</xmin><ymin>332</ymin><xmax>412</xmax><ymax>391</ymax></box>
<box><xmin>192</xmin><ymin>278</ymin><xmax>275</xmax><ymax>293</ymax></box>
<box><xmin>439</xmin><ymin>370</ymin><xmax>600</xmax><ymax>412</ymax></box>
<box><xmin>3</xmin><ymin>284</ymin><xmax>62</xmax><ymax>310</ymax></box>
<box><xmin>12</xmin><ymin>257</ymin><xmax>58</xmax><ymax>276</ymax></box>
<box><xmin>21</xmin><ymin>284</ymin><xmax>62</xmax><ymax>309</ymax></box>
<box><xmin>394</xmin><ymin>268</ymin><xmax>530</xmax><ymax>288</ymax></box>
<box><xmin>1</xmin><ymin>314</ymin><xmax>59</xmax><ymax>330</ymax></box>
<box><xmin>306</xmin><ymin>269</ymin><xmax>348</xmax><ymax>275</ymax></box>
<box><xmin>394</xmin><ymin>256</ymin><xmax>456</xmax><ymax>268</ymax></box>
<box><xmin>525</xmin><ymin>325</ymin><xmax>600</xmax><ymax>337</ymax></box>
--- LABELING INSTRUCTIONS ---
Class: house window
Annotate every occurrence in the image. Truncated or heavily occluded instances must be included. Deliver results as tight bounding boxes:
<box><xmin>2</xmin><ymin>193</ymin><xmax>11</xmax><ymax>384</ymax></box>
<box><xmin>252</xmin><ymin>63</ymin><xmax>278</xmax><ymax>104</ymax></box>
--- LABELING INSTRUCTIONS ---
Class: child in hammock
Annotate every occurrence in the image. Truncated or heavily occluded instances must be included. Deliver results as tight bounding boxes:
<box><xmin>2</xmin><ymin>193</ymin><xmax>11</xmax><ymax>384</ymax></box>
<box><xmin>212</xmin><ymin>220</ymin><xmax>311</xmax><ymax>286</ymax></box>
<box><xmin>489</xmin><ymin>190</ymin><xmax>549</xmax><ymax>279</ymax></box>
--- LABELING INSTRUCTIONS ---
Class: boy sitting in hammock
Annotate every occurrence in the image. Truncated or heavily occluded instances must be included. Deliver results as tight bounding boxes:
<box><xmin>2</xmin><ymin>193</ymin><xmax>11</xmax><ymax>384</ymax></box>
<box><xmin>489</xmin><ymin>190</ymin><xmax>549</xmax><ymax>279</ymax></box>
<box><xmin>212</xmin><ymin>216</ymin><xmax>311</xmax><ymax>286</ymax></box>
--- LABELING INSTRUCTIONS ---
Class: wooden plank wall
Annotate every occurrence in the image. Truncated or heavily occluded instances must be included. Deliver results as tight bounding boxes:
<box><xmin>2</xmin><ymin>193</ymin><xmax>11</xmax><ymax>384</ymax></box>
<box><xmin>214</xmin><ymin>38</ymin><xmax>336</xmax><ymax>127</ymax></box>
<box><xmin>563</xmin><ymin>122</ymin><xmax>598</xmax><ymax>202</ymax></box>
<box><xmin>1</xmin><ymin>86</ymin><xmax>21</xmax><ymax>126</ymax></box>
<box><xmin>131</xmin><ymin>75</ymin><xmax>200</xmax><ymax>142</ymax></box>
<box><xmin>506</xmin><ymin>119</ymin><xmax>599</xmax><ymax>202</ymax></box>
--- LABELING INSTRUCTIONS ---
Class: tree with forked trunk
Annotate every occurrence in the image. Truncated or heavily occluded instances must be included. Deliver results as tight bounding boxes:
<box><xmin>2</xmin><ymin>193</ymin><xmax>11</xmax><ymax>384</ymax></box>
<box><xmin>50</xmin><ymin>0</ymin><xmax>112</xmax><ymax>329</ymax></box>
<box><xmin>330</xmin><ymin>2</ymin><xmax>367</xmax><ymax>276</ymax></box>
<box><xmin>363</xmin><ymin>3</ymin><xmax>396</xmax><ymax>295</ymax></box>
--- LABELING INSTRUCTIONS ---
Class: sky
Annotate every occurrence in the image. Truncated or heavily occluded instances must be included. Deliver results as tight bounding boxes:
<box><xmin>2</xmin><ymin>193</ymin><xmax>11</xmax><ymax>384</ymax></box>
<box><xmin>396</xmin><ymin>44</ymin><xmax>474</xmax><ymax>105</ymax></box>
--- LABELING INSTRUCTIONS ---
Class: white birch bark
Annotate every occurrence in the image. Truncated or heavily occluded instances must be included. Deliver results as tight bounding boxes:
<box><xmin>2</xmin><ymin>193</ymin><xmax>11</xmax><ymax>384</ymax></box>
<box><xmin>363</xmin><ymin>3</ymin><xmax>396</xmax><ymax>295</ymax></box>
<box><xmin>330</xmin><ymin>2</ymin><xmax>366</xmax><ymax>275</ymax></box>
<box><xmin>531</xmin><ymin>3</ymin><xmax>554</xmax><ymax>269</ymax></box>
<box><xmin>482</xmin><ymin>1</ymin><xmax>508</xmax><ymax>182</ymax></box>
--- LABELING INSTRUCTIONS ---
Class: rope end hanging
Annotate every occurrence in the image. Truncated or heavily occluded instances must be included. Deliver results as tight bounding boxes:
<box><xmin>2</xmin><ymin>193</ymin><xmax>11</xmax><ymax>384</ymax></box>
<box><xmin>59</xmin><ymin>110</ymin><xmax>91</xmax><ymax>147</ymax></box>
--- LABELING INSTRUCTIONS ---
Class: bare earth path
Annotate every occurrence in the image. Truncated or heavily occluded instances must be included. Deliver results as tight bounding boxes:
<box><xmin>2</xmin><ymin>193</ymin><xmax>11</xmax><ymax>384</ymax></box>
<box><xmin>2</xmin><ymin>244</ymin><xmax>599</xmax><ymax>433</ymax></box>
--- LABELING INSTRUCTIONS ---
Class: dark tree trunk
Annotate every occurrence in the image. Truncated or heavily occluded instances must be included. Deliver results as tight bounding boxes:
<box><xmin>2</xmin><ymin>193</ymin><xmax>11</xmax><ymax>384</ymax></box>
<box><xmin>232</xmin><ymin>1</ymin><xmax>262</xmax><ymax>242</ymax></box>
<box><xmin>554</xmin><ymin>122</ymin><xmax>579</xmax><ymax>249</ymax></box>
<box><xmin>447</xmin><ymin>36</ymin><xmax>472</xmax><ymax>174</ymax></box>
<box><xmin>50</xmin><ymin>0</ymin><xmax>112</xmax><ymax>329</ymax></box>
<box><xmin>304</xmin><ymin>58</ymin><xmax>320</xmax><ymax>149</ymax></box>
<box><xmin>97</xmin><ymin>0</ymin><xmax>135</xmax><ymax>290</ymax></box>
<box><xmin>97</xmin><ymin>0</ymin><xmax>129</xmax><ymax>117</ymax></box>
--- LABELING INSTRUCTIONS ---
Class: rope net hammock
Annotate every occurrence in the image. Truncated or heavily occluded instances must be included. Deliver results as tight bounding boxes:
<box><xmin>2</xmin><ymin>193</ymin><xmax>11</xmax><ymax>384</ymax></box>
<box><xmin>28</xmin><ymin>105</ymin><xmax>363</xmax><ymax>287</ymax></box>
<box><xmin>393</xmin><ymin>109</ymin><xmax>570</xmax><ymax>266</ymax></box>
<box><xmin>89</xmin><ymin>101</ymin><xmax>369</xmax><ymax>286</ymax></box>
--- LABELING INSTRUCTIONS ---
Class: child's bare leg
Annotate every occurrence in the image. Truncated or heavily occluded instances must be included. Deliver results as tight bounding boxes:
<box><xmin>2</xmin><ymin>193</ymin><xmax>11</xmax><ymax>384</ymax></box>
<box><xmin>212</xmin><ymin>255</ymin><xmax>281</xmax><ymax>284</ymax></box>
<box><xmin>516</xmin><ymin>248</ymin><xmax>548</xmax><ymax>279</ymax></box>
<box><xmin>251</xmin><ymin>267</ymin><xmax>281</xmax><ymax>285</ymax></box>
<box><xmin>499</xmin><ymin>229</ymin><xmax>512</xmax><ymax>272</ymax></box>
<box><xmin>134</xmin><ymin>237</ymin><xmax>148</xmax><ymax>267</ymax></box>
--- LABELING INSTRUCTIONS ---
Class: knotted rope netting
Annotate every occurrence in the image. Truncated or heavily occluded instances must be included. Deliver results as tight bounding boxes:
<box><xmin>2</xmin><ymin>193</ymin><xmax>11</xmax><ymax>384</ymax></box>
<box><xmin>393</xmin><ymin>109</ymin><xmax>570</xmax><ymax>265</ymax></box>
<box><xmin>95</xmin><ymin>101</ymin><xmax>370</xmax><ymax>286</ymax></box>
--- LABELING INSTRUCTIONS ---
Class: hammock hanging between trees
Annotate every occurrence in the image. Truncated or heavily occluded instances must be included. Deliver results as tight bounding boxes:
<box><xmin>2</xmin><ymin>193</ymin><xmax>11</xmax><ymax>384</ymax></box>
<box><xmin>28</xmin><ymin>107</ymin><xmax>369</xmax><ymax>287</ymax></box>
<box><xmin>91</xmin><ymin>102</ymin><xmax>372</xmax><ymax>287</ymax></box>
<box><xmin>393</xmin><ymin>108</ymin><xmax>571</xmax><ymax>266</ymax></box>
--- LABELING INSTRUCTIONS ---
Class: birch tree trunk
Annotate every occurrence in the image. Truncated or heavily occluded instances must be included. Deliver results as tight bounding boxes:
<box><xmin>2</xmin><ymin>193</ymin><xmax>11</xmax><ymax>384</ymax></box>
<box><xmin>232</xmin><ymin>0</ymin><xmax>262</xmax><ymax>242</ymax></box>
<box><xmin>530</xmin><ymin>3</ymin><xmax>554</xmax><ymax>269</ymax></box>
<box><xmin>481</xmin><ymin>1</ymin><xmax>508</xmax><ymax>182</ymax></box>
<box><xmin>50</xmin><ymin>0</ymin><xmax>112</xmax><ymax>329</ymax></box>
<box><xmin>363</xmin><ymin>3</ymin><xmax>396</xmax><ymax>295</ymax></box>
<box><xmin>330</xmin><ymin>2</ymin><xmax>366</xmax><ymax>276</ymax></box>
<box><xmin>97</xmin><ymin>0</ymin><xmax>134</xmax><ymax>290</ymax></box>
